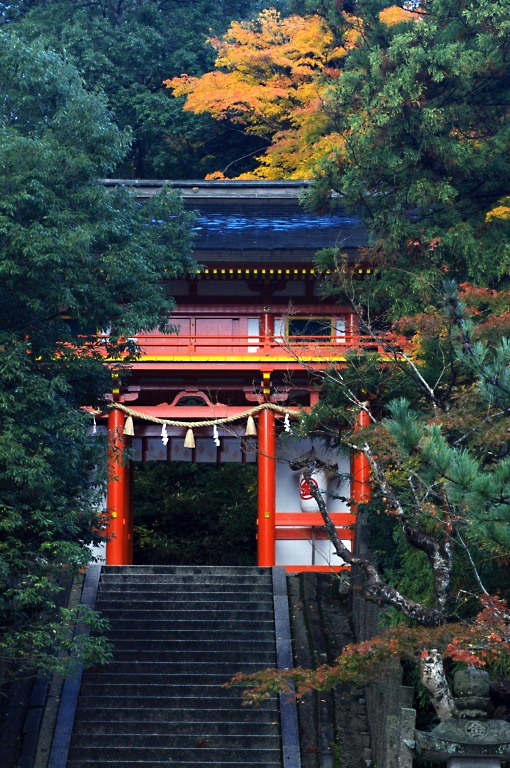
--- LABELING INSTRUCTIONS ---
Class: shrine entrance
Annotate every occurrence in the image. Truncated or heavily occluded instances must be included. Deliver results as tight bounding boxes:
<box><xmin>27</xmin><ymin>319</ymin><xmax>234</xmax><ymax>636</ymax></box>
<box><xmin>132</xmin><ymin>461</ymin><xmax>257</xmax><ymax>566</ymax></box>
<box><xmin>103</xmin><ymin>401</ymin><xmax>359</xmax><ymax>572</ymax></box>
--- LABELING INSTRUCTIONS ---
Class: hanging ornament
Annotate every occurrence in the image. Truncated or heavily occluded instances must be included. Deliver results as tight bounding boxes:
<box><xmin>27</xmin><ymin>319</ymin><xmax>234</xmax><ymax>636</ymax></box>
<box><xmin>245</xmin><ymin>415</ymin><xmax>257</xmax><ymax>437</ymax></box>
<box><xmin>284</xmin><ymin>413</ymin><xmax>292</xmax><ymax>433</ymax></box>
<box><xmin>184</xmin><ymin>427</ymin><xmax>195</xmax><ymax>449</ymax></box>
<box><xmin>213</xmin><ymin>424</ymin><xmax>220</xmax><ymax>447</ymax></box>
<box><xmin>124</xmin><ymin>415</ymin><xmax>135</xmax><ymax>437</ymax></box>
<box><xmin>161</xmin><ymin>423</ymin><xmax>169</xmax><ymax>446</ymax></box>
<box><xmin>299</xmin><ymin>469</ymin><xmax>328</xmax><ymax>513</ymax></box>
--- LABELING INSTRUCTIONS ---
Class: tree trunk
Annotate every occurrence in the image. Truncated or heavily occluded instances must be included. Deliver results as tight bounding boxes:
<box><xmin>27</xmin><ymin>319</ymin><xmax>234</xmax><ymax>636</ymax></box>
<box><xmin>419</xmin><ymin>649</ymin><xmax>458</xmax><ymax>720</ymax></box>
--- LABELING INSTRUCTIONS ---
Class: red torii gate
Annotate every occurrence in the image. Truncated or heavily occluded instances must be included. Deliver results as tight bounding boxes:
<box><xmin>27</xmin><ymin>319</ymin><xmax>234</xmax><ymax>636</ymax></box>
<box><xmin>105</xmin><ymin>403</ymin><xmax>370</xmax><ymax>568</ymax></box>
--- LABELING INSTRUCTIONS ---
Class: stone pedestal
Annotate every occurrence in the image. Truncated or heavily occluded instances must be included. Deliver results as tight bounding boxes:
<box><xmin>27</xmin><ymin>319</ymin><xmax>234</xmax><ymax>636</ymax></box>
<box><xmin>448</xmin><ymin>758</ymin><xmax>501</xmax><ymax>768</ymax></box>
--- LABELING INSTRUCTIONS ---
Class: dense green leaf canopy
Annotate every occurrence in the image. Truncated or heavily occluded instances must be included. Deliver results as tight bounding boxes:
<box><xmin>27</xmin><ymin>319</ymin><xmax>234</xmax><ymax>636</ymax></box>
<box><xmin>2</xmin><ymin>0</ymin><xmax>260</xmax><ymax>178</ymax></box>
<box><xmin>0</xmin><ymin>31</ymin><xmax>195</xmax><ymax>675</ymax></box>
<box><xmin>309</xmin><ymin>0</ymin><xmax>510</xmax><ymax>315</ymax></box>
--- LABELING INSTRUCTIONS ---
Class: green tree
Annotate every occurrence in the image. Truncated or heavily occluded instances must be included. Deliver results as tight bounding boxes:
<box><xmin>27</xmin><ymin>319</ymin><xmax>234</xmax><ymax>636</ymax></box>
<box><xmin>282</xmin><ymin>0</ymin><xmax>510</xmax><ymax>718</ymax></box>
<box><xmin>4</xmin><ymin>0</ymin><xmax>260</xmax><ymax>178</ymax></box>
<box><xmin>0</xmin><ymin>31</ymin><xmax>195</xmax><ymax>677</ymax></box>
<box><xmin>307</xmin><ymin>0</ymin><xmax>510</xmax><ymax>316</ymax></box>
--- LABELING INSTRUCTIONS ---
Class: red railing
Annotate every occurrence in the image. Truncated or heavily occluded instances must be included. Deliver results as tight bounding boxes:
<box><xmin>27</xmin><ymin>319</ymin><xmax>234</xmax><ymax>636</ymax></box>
<box><xmin>91</xmin><ymin>307</ymin><xmax>388</xmax><ymax>361</ymax></box>
<box><xmin>132</xmin><ymin>331</ymin><xmax>383</xmax><ymax>358</ymax></box>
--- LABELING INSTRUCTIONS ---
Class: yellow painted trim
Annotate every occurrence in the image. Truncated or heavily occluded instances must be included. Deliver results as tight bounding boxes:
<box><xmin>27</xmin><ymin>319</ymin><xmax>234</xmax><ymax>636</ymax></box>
<box><xmin>181</xmin><ymin>267</ymin><xmax>372</xmax><ymax>280</ymax></box>
<box><xmin>134</xmin><ymin>355</ymin><xmax>349</xmax><ymax>363</ymax></box>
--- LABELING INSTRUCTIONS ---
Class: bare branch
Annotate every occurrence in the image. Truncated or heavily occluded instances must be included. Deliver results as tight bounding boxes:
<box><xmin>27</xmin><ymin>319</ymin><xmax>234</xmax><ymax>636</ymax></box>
<box><xmin>303</xmin><ymin>467</ymin><xmax>444</xmax><ymax>626</ymax></box>
<box><xmin>455</xmin><ymin>531</ymin><xmax>489</xmax><ymax>596</ymax></box>
<box><xmin>343</xmin><ymin>441</ymin><xmax>454</xmax><ymax>612</ymax></box>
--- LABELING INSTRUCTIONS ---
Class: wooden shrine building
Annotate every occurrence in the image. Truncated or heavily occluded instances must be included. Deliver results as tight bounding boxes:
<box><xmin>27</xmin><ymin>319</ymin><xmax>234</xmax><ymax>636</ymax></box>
<box><xmin>102</xmin><ymin>180</ymin><xmax>371</xmax><ymax>572</ymax></box>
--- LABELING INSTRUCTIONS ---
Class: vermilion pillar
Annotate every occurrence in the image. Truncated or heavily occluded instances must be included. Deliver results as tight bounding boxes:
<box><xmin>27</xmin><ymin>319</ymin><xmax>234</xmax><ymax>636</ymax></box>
<box><xmin>260</xmin><ymin>310</ymin><xmax>274</xmax><ymax>355</ymax></box>
<box><xmin>257</xmin><ymin>408</ymin><xmax>276</xmax><ymax>566</ymax></box>
<box><xmin>124</xmin><ymin>461</ymin><xmax>134</xmax><ymax>564</ymax></box>
<box><xmin>351</xmin><ymin>407</ymin><xmax>371</xmax><ymax>507</ymax></box>
<box><xmin>106</xmin><ymin>408</ymin><xmax>128</xmax><ymax>565</ymax></box>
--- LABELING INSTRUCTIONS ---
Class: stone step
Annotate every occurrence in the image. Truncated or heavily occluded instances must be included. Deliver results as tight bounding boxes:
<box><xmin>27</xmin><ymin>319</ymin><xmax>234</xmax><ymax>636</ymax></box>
<box><xmin>98</xmin><ymin>591</ymin><xmax>272</xmax><ymax>602</ymax></box>
<box><xmin>110</xmin><ymin>633</ymin><xmax>275</xmax><ymax>656</ymax></box>
<box><xmin>94</xmin><ymin>618</ymin><xmax>274</xmax><ymax>631</ymax></box>
<box><xmin>80</xmin><ymin>672</ymin><xmax>243</xmax><ymax>686</ymax></box>
<box><xmin>74</xmin><ymin>705</ymin><xmax>278</xmax><ymax>723</ymax></box>
<box><xmin>72</xmin><ymin>719</ymin><xmax>280</xmax><ymax>736</ymax></box>
<box><xmin>107</xmin><ymin>638</ymin><xmax>275</xmax><ymax>651</ymax></box>
<box><xmin>70</xmin><ymin>733</ymin><xmax>280</xmax><ymax>749</ymax></box>
<box><xmin>98</xmin><ymin>579</ymin><xmax>273</xmax><ymax>590</ymax></box>
<box><xmin>75</xmin><ymin>695</ymin><xmax>273</xmax><ymax>710</ymax></box>
<box><xmin>91</xmin><ymin>660</ymin><xmax>268</xmax><ymax>674</ymax></box>
<box><xmin>67</xmin><ymin>760</ymin><xmax>281</xmax><ymax>768</ymax></box>
<box><xmin>98</xmin><ymin>581</ymin><xmax>273</xmax><ymax>592</ymax></box>
<box><xmin>95</xmin><ymin>598</ymin><xmax>272</xmax><ymax>611</ymax></box>
<box><xmin>108</xmin><ymin>649</ymin><xmax>274</xmax><ymax>663</ymax></box>
<box><xmin>67</xmin><ymin>746</ymin><xmax>282</xmax><ymax>763</ymax></box>
<box><xmin>105</xmin><ymin>628</ymin><xmax>272</xmax><ymax>641</ymax></box>
<box><xmin>78</xmin><ymin>684</ymin><xmax>248</xmax><ymax>697</ymax></box>
<box><xmin>99</xmin><ymin>575</ymin><xmax>272</xmax><ymax>586</ymax></box>
<box><xmin>97</xmin><ymin>608</ymin><xmax>273</xmax><ymax>621</ymax></box>
<box><xmin>101</xmin><ymin>565</ymin><xmax>272</xmax><ymax>575</ymax></box>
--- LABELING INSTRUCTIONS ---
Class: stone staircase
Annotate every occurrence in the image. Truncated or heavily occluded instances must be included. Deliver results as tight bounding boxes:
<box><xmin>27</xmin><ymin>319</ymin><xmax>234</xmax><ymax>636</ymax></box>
<box><xmin>64</xmin><ymin>565</ymin><xmax>285</xmax><ymax>768</ymax></box>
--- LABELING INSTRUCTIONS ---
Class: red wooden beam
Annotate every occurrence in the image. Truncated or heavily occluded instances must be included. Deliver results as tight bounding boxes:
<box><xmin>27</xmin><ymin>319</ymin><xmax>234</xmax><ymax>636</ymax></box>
<box><xmin>275</xmin><ymin>512</ymin><xmax>355</xmax><ymax>527</ymax></box>
<box><xmin>110</xmin><ymin>404</ymin><xmax>303</xmax><ymax>420</ymax></box>
<box><xmin>284</xmin><ymin>565</ymin><xmax>349</xmax><ymax>573</ymax></box>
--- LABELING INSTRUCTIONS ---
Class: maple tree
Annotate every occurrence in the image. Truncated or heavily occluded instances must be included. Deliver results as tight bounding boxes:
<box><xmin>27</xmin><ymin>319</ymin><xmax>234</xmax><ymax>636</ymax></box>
<box><xmin>234</xmin><ymin>596</ymin><xmax>510</xmax><ymax>715</ymax></box>
<box><xmin>166</xmin><ymin>9</ymin><xmax>348</xmax><ymax>179</ymax></box>
<box><xmin>165</xmin><ymin>5</ymin><xmax>420</xmax><ymax>179</ymax></box>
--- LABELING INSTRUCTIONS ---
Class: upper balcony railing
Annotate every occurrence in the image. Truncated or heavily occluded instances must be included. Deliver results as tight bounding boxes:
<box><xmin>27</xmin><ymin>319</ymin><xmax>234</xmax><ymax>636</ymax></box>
<box><xmin>88</xmin><ymin>306</ymin><xmax>386</xmax><ymax>365</ymax></box>
<box><xmin>126</xmin><ymin>308</ymin><xmax>382</xmax><ymax>363</ymax></box>
<box><xmin>134</xmin><ymin>334</ymin><xmax>355</xmax><ymax>359</ymax></box>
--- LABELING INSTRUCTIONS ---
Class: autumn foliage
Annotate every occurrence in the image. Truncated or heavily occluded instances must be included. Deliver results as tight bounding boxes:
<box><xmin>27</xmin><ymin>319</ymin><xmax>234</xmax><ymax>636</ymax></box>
<box><xmin>231</xmin><ymin>595</ymin><xmax>510</xmax><ymax>705</ymax></box>
<box><xmin>165</xmin><ymin>9</ymin><xmax>348</xmax><ymax>179</ymax></box>
<box><xmin>165</xmin><ymin>6</ymin><xmax>422</xmax><ymax>179</ymax></box>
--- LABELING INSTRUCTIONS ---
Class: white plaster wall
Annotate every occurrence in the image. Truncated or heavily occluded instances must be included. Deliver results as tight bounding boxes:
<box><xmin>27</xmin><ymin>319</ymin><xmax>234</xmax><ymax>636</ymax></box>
<box><xmin>275</xmin><ymin>538</ymin><xmax>351</xmax><ymax>567</ymax></box>
<box><xmin>275</xmin><ymin>436</ymin><xmax>350</xmax><ymax>513</ymax></box>
<box><xmin>275</xmin><ymin>436</ymin><xmax>351</xmax><ymax>567</ymax></box>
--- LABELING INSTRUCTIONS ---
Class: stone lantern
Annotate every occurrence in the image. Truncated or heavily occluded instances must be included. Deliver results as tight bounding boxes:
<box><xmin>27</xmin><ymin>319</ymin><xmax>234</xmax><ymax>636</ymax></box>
<box><xmin>404</xmin><ymin>669</ymin><xmax>510</xmax><ymax>768</ymax></box>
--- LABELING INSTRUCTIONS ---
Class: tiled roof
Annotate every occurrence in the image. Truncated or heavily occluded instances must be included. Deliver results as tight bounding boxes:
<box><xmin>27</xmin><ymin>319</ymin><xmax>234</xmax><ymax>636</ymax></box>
<box><xmin>102</xmin><ymin>179</ymin><xmax>368</xmax><ymax>251</ymax></box>
<box><xmin>189</xmin><ymin>200</ymin><xmax>367</xmax><ymax>251</ymax></box>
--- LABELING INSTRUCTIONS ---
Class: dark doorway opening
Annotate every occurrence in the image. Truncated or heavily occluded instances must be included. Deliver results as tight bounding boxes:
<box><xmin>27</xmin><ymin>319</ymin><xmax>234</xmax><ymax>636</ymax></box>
<box><xmin>133</xmin><ymin>462</ymin><xmax>257</xmax><ymax>565</ymax></box>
